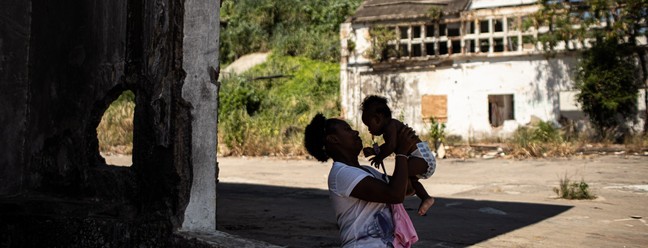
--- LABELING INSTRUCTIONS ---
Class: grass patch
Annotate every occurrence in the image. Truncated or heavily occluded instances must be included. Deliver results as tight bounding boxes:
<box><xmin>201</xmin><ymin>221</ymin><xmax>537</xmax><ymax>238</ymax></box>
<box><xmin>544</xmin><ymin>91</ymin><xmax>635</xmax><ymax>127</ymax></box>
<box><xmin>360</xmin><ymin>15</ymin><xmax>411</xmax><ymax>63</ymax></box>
<box><xmin>97</xmin><ymin>90</ymin><xmax>135</xmax><ymax>155</ymax></box>
<box><xmin>553</xmin><ymin>174</ymin><xmax>596</xmax><ymax>200</ymax></box>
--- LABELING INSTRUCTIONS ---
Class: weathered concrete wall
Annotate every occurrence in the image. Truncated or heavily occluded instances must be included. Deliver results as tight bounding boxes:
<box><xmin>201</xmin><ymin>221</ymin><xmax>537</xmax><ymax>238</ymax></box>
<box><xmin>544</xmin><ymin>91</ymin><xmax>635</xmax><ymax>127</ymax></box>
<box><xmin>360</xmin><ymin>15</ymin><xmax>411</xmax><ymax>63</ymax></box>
<box><xmin>0</xmin><ymin>0</ymin><xmax>31</xmax><ymax>195</ymax></box>
<box><xmin>0</xmin><ymin>0</ymin><xmax>220</xmax><ymax>246</ymax></box>
<box><xmin>343</xmin><ymin>54</ymin><xmax>577</xmax><ymax>138</ymax></box>
<box><xmin>181</xmin><ymin>0</ymin><xmax>220</xmax><ymax>232</ymax></box>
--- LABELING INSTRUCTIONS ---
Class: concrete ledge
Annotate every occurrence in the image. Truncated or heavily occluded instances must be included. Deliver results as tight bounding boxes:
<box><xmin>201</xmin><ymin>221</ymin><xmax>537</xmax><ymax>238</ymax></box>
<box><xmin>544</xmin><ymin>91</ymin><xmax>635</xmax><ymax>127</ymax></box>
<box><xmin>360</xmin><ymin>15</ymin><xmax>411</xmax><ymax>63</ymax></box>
<box><xmin>176</xmin><ymin>230</ymin><xmax>285</xmax><ymax>248</ymax></box>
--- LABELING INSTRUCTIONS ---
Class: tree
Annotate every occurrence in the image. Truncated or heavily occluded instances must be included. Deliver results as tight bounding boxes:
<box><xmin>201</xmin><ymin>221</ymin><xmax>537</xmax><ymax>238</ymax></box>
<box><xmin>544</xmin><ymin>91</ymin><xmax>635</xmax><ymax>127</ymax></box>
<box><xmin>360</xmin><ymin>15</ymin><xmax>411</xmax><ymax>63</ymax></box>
<box><xmin>532</xmin><ymin>0</ymin><xmax>648</xmax><ymax>136</ymax></box>
<box><xmin>576</xmin><ymin>39</ymin><xmax>640</xmax><ymax>138</ymax></box>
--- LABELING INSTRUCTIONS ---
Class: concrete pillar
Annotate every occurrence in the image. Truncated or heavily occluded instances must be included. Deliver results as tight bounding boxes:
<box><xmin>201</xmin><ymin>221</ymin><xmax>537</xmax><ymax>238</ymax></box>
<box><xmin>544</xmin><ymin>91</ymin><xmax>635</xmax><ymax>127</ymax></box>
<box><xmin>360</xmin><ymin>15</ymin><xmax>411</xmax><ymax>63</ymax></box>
<box><xmin>181</xmin><ymin>0</ymin><xmax>220</xmax><ymax>232</ymax></box>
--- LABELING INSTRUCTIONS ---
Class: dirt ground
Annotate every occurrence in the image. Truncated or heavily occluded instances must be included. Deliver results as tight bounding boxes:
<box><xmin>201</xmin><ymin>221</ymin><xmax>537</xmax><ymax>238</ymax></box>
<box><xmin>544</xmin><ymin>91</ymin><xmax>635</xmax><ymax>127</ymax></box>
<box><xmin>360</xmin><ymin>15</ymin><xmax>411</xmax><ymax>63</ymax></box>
<box><xmin>107</xmin><ymin>155</ymin><xmax>648</xmax><ymax>247</ymax></box>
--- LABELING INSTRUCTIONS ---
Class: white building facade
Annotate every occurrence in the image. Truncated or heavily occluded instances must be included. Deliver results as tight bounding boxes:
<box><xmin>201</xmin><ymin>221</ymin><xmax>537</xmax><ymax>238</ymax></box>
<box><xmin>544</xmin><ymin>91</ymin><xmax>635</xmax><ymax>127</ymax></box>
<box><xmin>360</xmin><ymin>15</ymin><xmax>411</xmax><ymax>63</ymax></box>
<box><xmin>340</xmin><ymin>0</ymin><xmax>645</xmax><ymax>139</ymax></box>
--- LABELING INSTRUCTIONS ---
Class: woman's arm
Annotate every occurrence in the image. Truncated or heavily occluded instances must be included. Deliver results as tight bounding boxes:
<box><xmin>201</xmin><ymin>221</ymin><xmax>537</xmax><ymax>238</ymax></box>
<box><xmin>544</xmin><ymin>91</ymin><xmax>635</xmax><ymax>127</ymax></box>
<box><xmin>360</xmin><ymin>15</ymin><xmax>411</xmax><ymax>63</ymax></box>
<box><xmin>350</xmin><ymin>126</ymin><xmax>417</xmax><ymax>203</ymax></box>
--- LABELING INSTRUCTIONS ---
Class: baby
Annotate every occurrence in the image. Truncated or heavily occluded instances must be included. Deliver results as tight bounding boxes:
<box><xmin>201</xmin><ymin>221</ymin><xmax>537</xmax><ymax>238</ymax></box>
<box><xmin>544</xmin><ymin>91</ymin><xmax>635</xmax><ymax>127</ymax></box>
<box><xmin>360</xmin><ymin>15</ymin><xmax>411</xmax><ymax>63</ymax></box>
<box><xmin>361</xmin><ymin>95</ymin><xmax>436</xmax><ymax>216</ymax></box>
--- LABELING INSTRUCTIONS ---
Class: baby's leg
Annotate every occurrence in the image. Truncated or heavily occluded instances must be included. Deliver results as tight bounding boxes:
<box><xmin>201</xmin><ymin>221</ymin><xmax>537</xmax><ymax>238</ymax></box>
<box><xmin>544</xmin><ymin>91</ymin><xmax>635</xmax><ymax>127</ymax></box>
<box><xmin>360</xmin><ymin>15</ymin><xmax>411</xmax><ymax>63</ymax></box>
<box><xmin>410</xmin><ymin>178</ymin><xmax>434</xmax><ymax>216</ymax></box>
<box><xmin>408</xmin><ymin>157</ymin><xmax>435</xmax><ymax>215</ymax></box>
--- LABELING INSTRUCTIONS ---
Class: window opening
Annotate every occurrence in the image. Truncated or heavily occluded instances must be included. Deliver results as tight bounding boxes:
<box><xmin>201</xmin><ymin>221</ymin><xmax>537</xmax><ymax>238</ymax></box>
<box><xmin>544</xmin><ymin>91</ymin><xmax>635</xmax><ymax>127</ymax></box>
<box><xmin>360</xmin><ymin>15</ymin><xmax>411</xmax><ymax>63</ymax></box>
<box><xmin>412</xmin><ymin>44</ymin><xmax>422</xmax><ymax>57</ymax></box>
<box><xmin>399</xmin><ymin>44</ymin><xmax>409</xmax><ymax>57</ymax></box>
<box><xmin>480</xmin><ymin>20</ymin><xmax>489</xmax><ymax>33</ymax></box>
<box><xmin>439</xmin><ymin>24</ymin><xmax>447</xmax><ymax>36</ymax></box>
<box><xmin>494</xmin><ymin>19</ymin><xmax>504</xmax><ymax>32</ymax></box>
<box><xmin>466</xmin><ymin>39</ymin><xmax>476</xmax><ymax>53</ymax></box>
<box><xmin>451</xmin><ymin>40</ymin><xmax>461</xmax><ymax>54</ymax></box>
<box><xmin>494</xmin><ymin>38</ymin><xmax>504</xmax><ymax>52</ymax></box>
<box><xmin>479</xmin><ymin>39</ymin><xmax>490</xmax><ymax>53</ymax></box>
<box><xmin>412</xmin><ymin>26</ymin><xmax>422</xmax><ymax>39</ymax></box>
<box><xmin>488</xmin><ymin>94</ymin><xmax>514</xmax><ymax>127</ymax></box>
<box><xmin>439</xmin><ymin>41</ymin><xmax>448</xmax><ymax>55</ymax></box>
<box><xmin>97</xmin><ymin>90</ymin><xmax>135</xmax><ymax>166</ymax></box>
<box><xmin>465</xmin><ymin>22</ymin><xmax>475</xmax><ymax>34</ymax></box>
<box><xmin>425</xmin><ymin>43</ymin><xmax>435</xmax><ymax>56</ymax></box>
<box><xmin>447</xmin><ymin>23</ymin><xmax>460</xmax><ymax>37</ymax></box>
<box><xmin>426</xmin><ymin>24</ymin><xmax>435</xmax><ymax>37</ymax></box>
<box><xmin>507</xmin><ymin>36</ymin><xmax>519</xmax><ymax>51</ymax></box>
<box><xmin>399</xmin><ymin>26</ymin><xmax>409</xmax><ymax>39</ymax></box>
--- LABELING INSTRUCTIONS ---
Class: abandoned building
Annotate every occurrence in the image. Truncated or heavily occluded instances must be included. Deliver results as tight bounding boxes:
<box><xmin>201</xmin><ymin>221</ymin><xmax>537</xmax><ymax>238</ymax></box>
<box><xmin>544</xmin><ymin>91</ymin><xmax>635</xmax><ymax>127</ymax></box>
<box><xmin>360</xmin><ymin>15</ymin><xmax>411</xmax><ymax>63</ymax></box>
<box><xmin>340</xmin><ymin>0</ymin><xmax>647</xmax><ymax>139</ymax></box>
<box><xmin>0</xmin><ymin>0</ymin><xmax>277</xmax><ymax>247</ymax></box>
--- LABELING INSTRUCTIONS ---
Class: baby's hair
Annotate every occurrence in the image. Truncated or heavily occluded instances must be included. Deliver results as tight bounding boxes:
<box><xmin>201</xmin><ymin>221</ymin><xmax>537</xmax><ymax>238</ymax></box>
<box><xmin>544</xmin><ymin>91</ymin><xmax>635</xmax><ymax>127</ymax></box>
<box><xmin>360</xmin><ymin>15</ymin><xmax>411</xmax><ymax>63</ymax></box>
<box><xmin>304</xmin><ymin>113</ymin><xmax>332</xmax><ymax>162</ymax></box>
<box><xmin>361</xmin><ymin>95</ymin><xmax>392</xmax><ymax>119</ymax></box>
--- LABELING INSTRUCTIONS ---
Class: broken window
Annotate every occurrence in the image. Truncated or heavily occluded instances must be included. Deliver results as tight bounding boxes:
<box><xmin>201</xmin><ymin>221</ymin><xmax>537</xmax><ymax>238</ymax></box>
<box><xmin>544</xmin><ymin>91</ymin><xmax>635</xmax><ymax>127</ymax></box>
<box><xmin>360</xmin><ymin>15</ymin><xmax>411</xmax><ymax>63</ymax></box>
<box><xmin>494</xmin><ymin>38</ymin><xmax>504</xmax><ymax>52</ymax></box>
<box><xmin>479</xmin><ymin>39</ymin><xmax>490</xmax><ymax>53</ymax></box>
<box><xmin>439</xmin><ymin>41</ymin><xmax>448</xmax><ymax>55</ymax></box>
<box><xmin>412</xmin><ymin>43</ymin><xmax>422</xmax><ymax>57</ymax></box>
<box><xmin>451</xmin><ymin>40</ymin><xmax>461</xmax><ymax>54</ymax></box>
<box><xmin>507</xmin><ymin>36</ymin><xmax>519</xmax><ymax>51</ymax></box>
<box><xmin>425</xmin><ymin>42</ymin><xmax>435</xmax><ymax>56</ymax></box>
<box><xmin>466</xmin><ymin>39</ymin><xmax>476</xmax><ymax>53</ymax></box>
<box><xmin>465</xmin><ymin>22</ymin><xmax>475</xmax><ymax>34</ymax></box>
<box><xmin>507</xmin><ymin>17</ymin><xmax>519</xmax><ymax>31</ymax></box>
<box><xmin>426</xmin><ymin>24</ymin><xmax>435</xmax><ymax>37</ymax></box>
<box><xmin>400</xmin><ymin>44</ymin><xmax>409</xmax><ymax>57</ymax></box>
<box><xmin>488</xmin><ymin>94</ymin><xmax>514</xmax><ymax>127</ymax></box>
<box><xmin>494</xmin><ymin>19</ymin><xmax>504</xmax><ymax>32</ymax></box>
<box><xmin>447</xmin><ymin>23</ymin><xmax>460</xmax><ymax>37</ymax></box>
<box><xmin>480</xmin><ymin>20</ymin><xmax>490</xmax><ymax>33</ymax></box>
<box><xmin>421</xmin><ymin>94</ymin><xmax>448</xmax><ymax>122</ymax></box>
<box><xmin>439</xmin><ymin>23</ymin><xmax>447</xmax><ymax>36</ymax></box>
<box><xmin>399</xmin><ymin>26</ymin><xmax>409</xmax><ymax>39</ymax></box>
<box><xmin>412</xmin><ymin>26</ymin><xmax>422</xmax><ymax>39</ymax></box>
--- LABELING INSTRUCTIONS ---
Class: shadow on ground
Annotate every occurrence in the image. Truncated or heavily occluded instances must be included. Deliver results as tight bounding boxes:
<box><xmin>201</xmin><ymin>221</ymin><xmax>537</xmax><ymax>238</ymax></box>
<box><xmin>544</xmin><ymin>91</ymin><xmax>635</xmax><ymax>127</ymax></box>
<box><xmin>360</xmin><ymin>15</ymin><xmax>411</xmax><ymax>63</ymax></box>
<box><xmin>217</xmin><ymin>183</ymin><xmax>573</xmax><ymax>247</ymax></box>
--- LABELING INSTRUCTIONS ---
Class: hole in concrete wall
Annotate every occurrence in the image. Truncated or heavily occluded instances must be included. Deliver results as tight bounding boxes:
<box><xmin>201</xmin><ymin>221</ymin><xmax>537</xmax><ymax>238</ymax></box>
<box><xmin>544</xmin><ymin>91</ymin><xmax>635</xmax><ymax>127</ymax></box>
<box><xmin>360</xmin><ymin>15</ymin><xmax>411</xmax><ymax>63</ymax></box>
<box><xmin>488</xmin><ymin>94</ymin><xmax>514</xmax><ymax>128</ymax></box>
<box><xmin>97</xmin><ymin>90</ymin><xmax>135</xmax><ymax>166</ymax></box>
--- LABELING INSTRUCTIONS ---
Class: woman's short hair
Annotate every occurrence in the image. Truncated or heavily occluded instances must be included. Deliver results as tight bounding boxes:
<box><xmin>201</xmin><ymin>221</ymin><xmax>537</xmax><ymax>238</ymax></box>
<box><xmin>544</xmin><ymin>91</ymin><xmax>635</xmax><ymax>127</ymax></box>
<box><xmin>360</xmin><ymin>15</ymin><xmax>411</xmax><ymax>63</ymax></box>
<box><xmin>304</xmin><ymin>113</ymin><xmax>331</xmax><ymax>162</ymax></box>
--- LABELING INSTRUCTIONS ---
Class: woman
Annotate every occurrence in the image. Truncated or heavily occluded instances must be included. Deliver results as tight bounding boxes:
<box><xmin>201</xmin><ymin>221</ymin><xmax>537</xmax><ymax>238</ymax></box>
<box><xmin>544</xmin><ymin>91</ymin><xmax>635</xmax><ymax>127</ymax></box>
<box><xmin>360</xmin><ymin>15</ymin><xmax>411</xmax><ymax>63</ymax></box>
<box><xmin>304</xmin><ymin>113</ymin><xmax>417</xmax><ymax>247</ymax></box>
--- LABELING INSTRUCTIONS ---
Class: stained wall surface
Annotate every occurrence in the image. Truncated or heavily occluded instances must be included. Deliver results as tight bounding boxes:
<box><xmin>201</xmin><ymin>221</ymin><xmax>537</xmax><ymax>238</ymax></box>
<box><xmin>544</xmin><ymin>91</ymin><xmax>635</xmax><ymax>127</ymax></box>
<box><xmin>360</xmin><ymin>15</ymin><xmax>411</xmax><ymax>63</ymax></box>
<box><xmin>0</xmin><ymin>0</ymin><xmax>220</xmax><ymax>246</ymax></box>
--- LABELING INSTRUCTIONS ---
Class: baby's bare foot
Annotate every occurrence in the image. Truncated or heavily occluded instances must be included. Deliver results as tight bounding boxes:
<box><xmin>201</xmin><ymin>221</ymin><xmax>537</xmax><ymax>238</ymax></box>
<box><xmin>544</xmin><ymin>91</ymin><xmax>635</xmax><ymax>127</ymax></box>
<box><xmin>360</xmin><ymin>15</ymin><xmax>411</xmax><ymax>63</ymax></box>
<box><xmin>418</xmin><ymin>197</ymin><xmax>435</xmax><ymax>216</ymax></box>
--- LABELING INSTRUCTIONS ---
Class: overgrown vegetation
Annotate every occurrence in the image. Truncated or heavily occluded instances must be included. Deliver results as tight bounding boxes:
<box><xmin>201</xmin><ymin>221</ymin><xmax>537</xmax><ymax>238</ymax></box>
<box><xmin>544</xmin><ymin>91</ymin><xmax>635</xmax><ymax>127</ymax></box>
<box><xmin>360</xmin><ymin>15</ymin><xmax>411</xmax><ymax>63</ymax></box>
<box><xmin>531</xmin><ymin>0</ymin><xmax>648</xmax><ymax>137</ymax></box>
<box><xmin>364</xmin><ymin>26</ymin><xmax>398</xmax><ymax>62</ymax></box>
<box><xmin>509</xmin><ymin>120</ymin><xmax>575</xmax><ymax>158</ymax></box>
<box><xmin>554</xmin><ymin>173</ymin><xmax>596</xmax><ymax>200</ymax></box>
<box><xmin>220</xmin><ymin>0</ymin><xmax>362</xmax><ymax>64</ymax></box>
<box><xmin>218</xmin><ymin>55</ymin><xmax>340</xmax><ymax>156</ymax></box>
<box><xmin>97</xmin><ymin>90</ymin><xmax>134</xmax><ymax>155</ymax></box>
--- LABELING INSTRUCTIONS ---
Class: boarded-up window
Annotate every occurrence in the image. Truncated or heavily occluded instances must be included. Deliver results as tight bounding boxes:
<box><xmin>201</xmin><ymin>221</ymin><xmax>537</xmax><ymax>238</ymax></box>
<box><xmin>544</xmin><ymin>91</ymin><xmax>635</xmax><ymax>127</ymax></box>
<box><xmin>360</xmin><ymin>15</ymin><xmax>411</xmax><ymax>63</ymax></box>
<box><xmin>421</xmin><ymin>95</ymin><xmax>447</xmax><ymax>122</ymax></box>
<box><xmin>488</xmin><ymin>94</ymin><xmax>514</xmax><ymax>127</ymax></box>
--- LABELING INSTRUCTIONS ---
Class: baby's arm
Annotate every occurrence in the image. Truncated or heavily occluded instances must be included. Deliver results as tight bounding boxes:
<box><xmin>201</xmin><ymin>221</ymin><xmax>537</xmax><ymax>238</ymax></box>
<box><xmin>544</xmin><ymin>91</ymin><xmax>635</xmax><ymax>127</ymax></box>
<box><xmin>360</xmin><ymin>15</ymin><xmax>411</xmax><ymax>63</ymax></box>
<box><xmin>375</xmin><ymin>122</ymin><xmax>399</xmax><ymax>161</ymax></box>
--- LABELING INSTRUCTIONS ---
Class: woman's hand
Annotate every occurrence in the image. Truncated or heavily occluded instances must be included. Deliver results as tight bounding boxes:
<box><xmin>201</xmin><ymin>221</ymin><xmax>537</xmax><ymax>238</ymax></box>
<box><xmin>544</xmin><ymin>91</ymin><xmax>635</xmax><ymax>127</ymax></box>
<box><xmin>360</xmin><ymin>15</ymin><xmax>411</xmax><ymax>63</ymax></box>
<box><xmin>395</xmin><ymin>125</ymin><xmax>417</xmax><ymax>155</ymax></box>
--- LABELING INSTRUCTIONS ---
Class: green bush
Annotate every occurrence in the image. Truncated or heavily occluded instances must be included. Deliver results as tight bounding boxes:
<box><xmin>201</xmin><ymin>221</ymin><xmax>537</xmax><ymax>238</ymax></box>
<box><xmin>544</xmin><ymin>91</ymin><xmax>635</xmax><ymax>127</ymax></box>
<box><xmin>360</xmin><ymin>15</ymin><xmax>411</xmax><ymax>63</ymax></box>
<box><xmin>218</xmin><ymin>55</ymin><xmax>340</xmax><ymax>156</ymax></box>
<box><xmin>509</xmin><ymin>120</ymin><xmax>573</xmax><ymax>157</ymax></box>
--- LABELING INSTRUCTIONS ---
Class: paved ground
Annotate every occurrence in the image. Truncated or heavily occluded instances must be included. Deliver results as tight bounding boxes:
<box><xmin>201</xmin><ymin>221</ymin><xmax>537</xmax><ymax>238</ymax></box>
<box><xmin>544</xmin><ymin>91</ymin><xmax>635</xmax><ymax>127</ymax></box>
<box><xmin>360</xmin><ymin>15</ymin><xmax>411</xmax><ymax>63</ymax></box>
<box><xmin>212</xmin><ymin>155</ymin><xmax>648</xmax><ymax>248</ymax></box>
